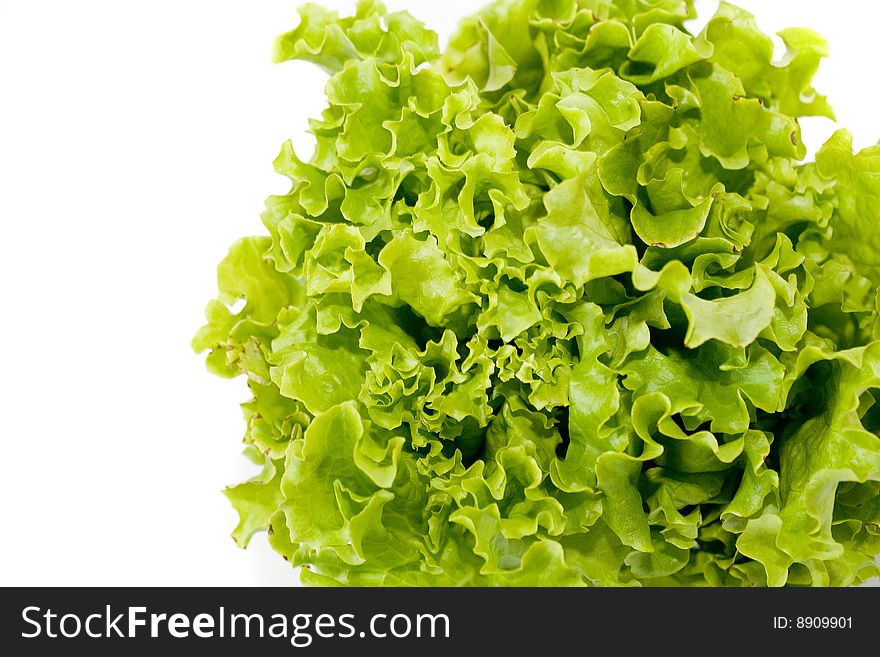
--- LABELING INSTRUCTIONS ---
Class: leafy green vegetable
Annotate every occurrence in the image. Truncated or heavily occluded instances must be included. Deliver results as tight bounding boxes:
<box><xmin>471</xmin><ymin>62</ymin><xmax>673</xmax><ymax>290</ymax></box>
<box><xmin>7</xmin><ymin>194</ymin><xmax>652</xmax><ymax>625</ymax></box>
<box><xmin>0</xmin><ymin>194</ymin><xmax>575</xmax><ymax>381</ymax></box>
<box><xmin>195</xmin><ymin>0</ymin><xmax>880</xmax><ymax>586</ymax></box>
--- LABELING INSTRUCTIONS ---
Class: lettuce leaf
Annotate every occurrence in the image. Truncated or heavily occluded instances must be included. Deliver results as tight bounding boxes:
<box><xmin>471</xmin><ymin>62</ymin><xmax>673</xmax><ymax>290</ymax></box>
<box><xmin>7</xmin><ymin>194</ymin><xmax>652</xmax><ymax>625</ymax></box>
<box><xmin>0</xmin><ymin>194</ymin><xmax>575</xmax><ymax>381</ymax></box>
<box><xmin>196</xmin><ymin>0</ymin><xmax>880</xmax><ymax>586</ymax></box>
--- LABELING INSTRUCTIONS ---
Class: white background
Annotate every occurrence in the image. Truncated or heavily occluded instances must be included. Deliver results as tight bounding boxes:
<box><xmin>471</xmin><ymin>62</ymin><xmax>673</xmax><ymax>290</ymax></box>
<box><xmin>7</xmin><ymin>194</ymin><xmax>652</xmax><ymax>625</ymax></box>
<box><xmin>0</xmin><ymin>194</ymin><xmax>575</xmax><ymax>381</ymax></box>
<box><xmin>1</xmin><ymin>0</ymin><xmax>878</xmax><ymax>586</ymax></box>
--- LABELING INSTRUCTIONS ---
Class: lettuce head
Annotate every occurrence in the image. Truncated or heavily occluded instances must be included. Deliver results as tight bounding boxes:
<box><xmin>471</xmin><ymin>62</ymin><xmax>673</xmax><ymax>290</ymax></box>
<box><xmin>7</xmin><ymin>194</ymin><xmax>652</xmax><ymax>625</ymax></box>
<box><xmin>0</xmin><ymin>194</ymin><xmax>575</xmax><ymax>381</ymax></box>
<box><xmin>194</xmin><ymin>0</ymin><xmax>880</xmax><ymax>586</ymax></box>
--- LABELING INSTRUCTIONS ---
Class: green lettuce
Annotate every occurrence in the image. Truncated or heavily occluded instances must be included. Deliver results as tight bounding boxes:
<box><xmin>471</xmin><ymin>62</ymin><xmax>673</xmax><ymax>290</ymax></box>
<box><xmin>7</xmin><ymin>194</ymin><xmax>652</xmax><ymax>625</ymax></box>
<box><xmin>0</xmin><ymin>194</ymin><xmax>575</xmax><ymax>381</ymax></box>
<box><xmin>195</xmin><ymin>0</ymin><xmax>880</xmax><ymax>586</ymax></box>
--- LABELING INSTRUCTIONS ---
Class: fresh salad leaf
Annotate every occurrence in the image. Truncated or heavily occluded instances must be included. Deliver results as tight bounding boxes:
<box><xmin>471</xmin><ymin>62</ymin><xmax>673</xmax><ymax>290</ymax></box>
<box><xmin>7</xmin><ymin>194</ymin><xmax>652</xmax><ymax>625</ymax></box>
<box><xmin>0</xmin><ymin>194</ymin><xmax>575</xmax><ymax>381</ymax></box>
<box><xmin>196</xmin><ymin>0</ymin><xmax>880</xmax><ymax>586</ymax></box>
